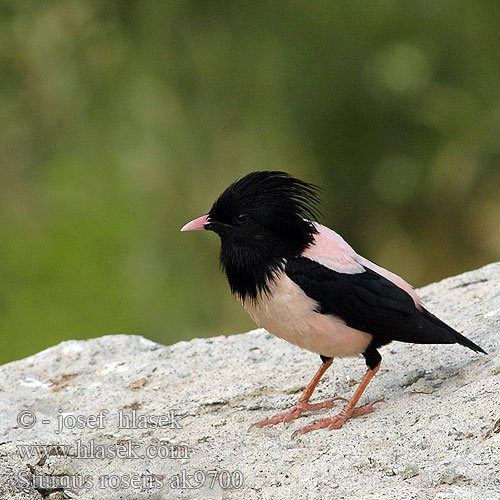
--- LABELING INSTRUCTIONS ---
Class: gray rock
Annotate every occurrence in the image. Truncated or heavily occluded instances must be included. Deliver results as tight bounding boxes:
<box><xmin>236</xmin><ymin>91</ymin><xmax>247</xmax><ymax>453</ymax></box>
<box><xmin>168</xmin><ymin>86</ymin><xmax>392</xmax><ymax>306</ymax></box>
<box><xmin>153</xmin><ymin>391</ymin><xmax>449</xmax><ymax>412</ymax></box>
<box><xmin>1</xmin><ymin>263</ymin><xmax>500</xmax><ymax>500</ymax></box>
<box><xmin>398</xmin><ymin>368</ymin><xmax>426</xmax><ymax>387</ymax></box>
<box><xmin>400</xmin><ymin>464</ymin><xmax>419</xmax><ymax>480</ymax></box>
<box><xmin>404</xmin><ymin>377</ymin><xmax>434</xmax><ymax>394</ymax></box>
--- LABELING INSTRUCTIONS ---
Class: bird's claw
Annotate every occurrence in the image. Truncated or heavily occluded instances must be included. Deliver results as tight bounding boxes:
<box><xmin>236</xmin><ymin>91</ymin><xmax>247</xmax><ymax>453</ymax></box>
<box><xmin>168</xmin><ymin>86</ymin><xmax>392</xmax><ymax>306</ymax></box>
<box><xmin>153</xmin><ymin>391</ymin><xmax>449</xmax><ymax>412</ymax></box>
<box><xmin>291</xmin><ymin>399</ymin><xmax>384</xmax><ymax>439</ymax></box>
<box><xmin>249</xmin><ymin>397</ymin><xmax>347</xmax><ymax>430</ymax></box>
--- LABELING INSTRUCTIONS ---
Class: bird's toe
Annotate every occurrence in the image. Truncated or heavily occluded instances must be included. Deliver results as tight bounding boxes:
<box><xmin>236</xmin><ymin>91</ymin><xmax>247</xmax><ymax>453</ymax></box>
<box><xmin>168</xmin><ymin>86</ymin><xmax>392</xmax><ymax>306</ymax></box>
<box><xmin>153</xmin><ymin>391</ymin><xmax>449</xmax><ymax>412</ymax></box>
<box><xmin>251</xmin><ymin>397</ymin><xmax>345</xmax><ymax>429</ymax></box>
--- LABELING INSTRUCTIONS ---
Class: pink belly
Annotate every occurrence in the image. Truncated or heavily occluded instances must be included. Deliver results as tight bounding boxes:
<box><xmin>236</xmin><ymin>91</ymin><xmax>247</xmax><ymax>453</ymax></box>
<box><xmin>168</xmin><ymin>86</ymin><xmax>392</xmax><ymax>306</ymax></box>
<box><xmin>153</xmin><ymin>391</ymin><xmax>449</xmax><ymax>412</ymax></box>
<box><xmin>243</xmin><ymin>273</ymin><xmax>372</xmax><ymax>358</ymax></box>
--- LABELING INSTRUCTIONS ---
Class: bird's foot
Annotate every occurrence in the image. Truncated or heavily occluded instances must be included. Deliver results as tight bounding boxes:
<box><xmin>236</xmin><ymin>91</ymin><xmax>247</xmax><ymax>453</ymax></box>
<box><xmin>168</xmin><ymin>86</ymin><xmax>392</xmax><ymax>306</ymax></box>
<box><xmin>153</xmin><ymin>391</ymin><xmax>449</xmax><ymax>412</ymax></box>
<box><xmin>291</xmin><ymin>399</ymin><xmax>384</xmax><ymax>438</ymax></box>
<box><xmin>250</xmin><ymin>397</ymin><xmax>347</xmax><ymax>429</ymax></box>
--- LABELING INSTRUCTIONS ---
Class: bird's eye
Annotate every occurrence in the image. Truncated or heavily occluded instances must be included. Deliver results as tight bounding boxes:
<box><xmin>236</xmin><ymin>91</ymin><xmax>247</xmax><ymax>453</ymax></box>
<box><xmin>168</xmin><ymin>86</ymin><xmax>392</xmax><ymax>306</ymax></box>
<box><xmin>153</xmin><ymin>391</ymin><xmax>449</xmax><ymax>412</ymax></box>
<box><xmin>235</xmin><ymin>213</ymin><xmax>249</xmax><ymax>225</ymax></box>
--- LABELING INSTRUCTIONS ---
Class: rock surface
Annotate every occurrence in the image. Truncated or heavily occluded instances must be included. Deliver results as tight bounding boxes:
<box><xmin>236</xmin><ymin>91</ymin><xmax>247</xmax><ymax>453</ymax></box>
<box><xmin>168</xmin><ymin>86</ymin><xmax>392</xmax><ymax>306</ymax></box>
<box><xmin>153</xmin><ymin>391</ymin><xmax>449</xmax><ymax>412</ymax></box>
<box><xmin>0</xmin><ymin>263</ymin><xmax>499</xmax><ymax>500</ymax></box>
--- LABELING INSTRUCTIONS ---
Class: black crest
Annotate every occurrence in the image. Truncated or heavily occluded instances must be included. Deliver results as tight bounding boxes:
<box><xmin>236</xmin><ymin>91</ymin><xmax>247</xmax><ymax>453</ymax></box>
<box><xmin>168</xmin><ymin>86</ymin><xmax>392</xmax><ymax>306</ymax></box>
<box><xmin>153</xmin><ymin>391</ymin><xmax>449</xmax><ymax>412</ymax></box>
<box><xmin>207</xmin><ymin>171</ymin><xmax>321</xmax><ymax>300</ymax></box>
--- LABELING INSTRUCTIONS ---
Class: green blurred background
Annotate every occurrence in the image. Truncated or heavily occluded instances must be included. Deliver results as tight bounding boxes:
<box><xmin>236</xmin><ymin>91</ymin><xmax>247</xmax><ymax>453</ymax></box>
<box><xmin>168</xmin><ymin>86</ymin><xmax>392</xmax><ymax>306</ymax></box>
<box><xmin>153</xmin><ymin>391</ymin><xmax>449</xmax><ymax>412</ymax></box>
<box><xmin>1</xmin><ymin>1</ymin><xmax>499</xmax><ymax>364</ymax></box>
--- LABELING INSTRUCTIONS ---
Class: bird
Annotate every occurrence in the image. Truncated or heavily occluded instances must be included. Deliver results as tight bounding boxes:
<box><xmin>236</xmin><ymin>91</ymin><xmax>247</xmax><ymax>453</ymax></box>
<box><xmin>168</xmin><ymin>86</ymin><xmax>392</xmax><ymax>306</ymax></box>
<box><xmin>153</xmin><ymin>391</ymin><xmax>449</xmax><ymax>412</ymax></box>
<box><xmin>181</xmin><ymin>171</ymin><xmax>486</xmax><ymax>436</ymax></box>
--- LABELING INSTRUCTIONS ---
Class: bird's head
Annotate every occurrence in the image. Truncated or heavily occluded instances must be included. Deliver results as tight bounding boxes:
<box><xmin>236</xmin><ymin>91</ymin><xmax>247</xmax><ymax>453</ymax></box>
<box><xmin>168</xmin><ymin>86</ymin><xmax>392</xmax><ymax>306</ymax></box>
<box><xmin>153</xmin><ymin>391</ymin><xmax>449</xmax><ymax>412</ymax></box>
<box><xmin>181</xmin><ymin>171</ymin><xmax>321</xmax><ymax>299</ymax></box>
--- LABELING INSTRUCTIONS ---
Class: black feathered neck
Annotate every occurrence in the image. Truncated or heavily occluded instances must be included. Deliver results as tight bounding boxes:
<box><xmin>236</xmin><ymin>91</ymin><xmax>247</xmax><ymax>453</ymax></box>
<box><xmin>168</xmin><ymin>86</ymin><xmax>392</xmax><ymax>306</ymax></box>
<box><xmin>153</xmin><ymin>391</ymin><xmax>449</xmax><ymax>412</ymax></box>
<box><xmin>207</xmin><ymin>171</ymin><xmax>321</xmax><ymax>301</ymax></box>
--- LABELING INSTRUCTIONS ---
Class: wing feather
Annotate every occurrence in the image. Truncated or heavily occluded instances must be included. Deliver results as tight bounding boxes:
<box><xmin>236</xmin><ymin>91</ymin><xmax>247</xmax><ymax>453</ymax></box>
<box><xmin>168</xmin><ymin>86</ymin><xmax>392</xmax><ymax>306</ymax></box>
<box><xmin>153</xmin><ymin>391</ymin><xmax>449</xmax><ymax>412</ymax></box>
<box><xmin>285</xmin><ymin>257</ymin><xmax>450</xmax><ymax>346</ymax></box>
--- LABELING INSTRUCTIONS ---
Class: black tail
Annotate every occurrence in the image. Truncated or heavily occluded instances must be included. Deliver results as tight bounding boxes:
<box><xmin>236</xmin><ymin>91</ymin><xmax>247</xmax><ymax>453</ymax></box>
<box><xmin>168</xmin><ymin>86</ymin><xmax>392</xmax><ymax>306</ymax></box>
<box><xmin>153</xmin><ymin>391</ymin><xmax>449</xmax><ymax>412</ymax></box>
<box><xmin>421</xmin><ymin>308</ymin><xmax>487</xmax><ymax>354</ymax></box>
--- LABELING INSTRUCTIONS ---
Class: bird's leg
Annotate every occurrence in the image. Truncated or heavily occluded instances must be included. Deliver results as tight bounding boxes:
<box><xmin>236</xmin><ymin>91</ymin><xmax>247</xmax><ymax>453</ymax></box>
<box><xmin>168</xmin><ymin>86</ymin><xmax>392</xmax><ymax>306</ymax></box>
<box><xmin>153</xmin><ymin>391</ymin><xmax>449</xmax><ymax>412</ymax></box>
<box><xmin>292</xmin><ymin>361</ymin><xmax>384</xmax><ymax>437</ymax></box>
<box><xmin>252</xmin><ymin>357</ymin><xmax>346</xmax><ymax>428</ymax></box>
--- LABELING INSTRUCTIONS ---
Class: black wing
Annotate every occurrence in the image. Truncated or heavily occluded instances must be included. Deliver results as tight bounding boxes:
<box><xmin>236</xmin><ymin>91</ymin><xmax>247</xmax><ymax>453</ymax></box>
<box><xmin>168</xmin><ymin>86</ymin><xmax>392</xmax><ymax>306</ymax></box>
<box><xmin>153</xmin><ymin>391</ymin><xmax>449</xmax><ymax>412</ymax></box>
<box><xmin>285</xmin><ymin>257</ymin><xmax>485</xmax><ymax>353</ymax></box>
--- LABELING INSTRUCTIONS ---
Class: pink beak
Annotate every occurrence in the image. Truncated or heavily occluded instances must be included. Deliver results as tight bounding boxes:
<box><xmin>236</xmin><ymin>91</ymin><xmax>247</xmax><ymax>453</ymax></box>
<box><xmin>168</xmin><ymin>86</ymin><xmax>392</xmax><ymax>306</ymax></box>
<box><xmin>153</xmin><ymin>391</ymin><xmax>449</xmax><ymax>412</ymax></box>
<box><xmin>180</xmin><ymin>214</ymin><xmax>209</xmax><ymax>232</ymax></box>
